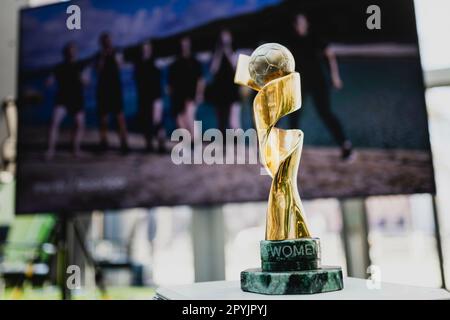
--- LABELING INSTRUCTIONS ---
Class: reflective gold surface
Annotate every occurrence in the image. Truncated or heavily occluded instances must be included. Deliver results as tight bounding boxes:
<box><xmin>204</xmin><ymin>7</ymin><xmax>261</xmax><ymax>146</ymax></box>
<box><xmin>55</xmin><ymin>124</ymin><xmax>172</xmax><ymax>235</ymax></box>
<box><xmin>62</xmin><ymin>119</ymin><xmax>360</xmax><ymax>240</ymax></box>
<box><xmin>235</xmin><ymin>53</ymin><xmax>311</xmax><ymax>240</ymax></box>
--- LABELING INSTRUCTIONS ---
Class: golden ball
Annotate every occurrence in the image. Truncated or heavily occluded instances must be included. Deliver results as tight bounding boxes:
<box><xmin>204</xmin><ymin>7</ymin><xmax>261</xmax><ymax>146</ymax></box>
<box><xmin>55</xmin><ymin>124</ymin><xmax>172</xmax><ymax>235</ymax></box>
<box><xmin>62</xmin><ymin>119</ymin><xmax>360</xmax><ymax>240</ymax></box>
<box><xmin>248</xmin><ymin>43</ymin><xmax>295</xmax><ymax>87</ymax></box>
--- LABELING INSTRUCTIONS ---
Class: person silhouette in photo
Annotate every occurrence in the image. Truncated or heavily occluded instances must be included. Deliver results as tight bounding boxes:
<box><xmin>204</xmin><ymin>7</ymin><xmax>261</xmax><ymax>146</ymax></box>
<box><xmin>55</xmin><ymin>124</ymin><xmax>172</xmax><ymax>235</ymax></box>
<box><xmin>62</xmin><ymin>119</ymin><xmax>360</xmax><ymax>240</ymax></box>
<box><xmin>96</xmin><ymin>32</ymin><xmax>129</xmax><ymax>153</ymax></box>
<box><xmin>209</xmin><ymin>30</ymin><xmax>241</xmax><ymax>137</ymax></box>
<box><xmin>289</xmin><ymin>13</ymin><xmax>353</xmax><ymax>160</ymax></box>
<box><xmin>46</xmin><ymin>42</ymin><xmax>86</xmax><ymax>160</ymax></box>
<box><xmin>132</xmin><ymin>41</ymin><xmax>167</xmax><ymax>153</ymax></box>
<box><xmin>168</xmin><ymin>37</ymin><xmax>205</xmax><ymax>140</ymax></box>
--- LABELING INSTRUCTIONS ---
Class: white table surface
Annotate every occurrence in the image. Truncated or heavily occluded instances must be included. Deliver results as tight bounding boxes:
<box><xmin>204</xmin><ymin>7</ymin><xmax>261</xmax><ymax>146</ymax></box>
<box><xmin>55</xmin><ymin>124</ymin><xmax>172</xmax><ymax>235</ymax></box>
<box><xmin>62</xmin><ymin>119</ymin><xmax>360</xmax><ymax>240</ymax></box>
<box><xmin>155</xmin><ymin>277</ymin><xmax>450</xmax><ymax>300</ymax></box>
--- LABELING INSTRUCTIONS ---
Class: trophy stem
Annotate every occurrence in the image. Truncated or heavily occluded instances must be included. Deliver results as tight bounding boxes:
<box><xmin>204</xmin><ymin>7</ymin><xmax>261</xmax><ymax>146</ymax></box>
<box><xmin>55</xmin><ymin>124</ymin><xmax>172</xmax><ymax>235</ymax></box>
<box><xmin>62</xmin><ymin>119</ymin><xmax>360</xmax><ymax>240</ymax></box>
<box><xmin>265</xmin><ymin>130</ymin><xmax>311</xmax><ymax>240</ymax></box>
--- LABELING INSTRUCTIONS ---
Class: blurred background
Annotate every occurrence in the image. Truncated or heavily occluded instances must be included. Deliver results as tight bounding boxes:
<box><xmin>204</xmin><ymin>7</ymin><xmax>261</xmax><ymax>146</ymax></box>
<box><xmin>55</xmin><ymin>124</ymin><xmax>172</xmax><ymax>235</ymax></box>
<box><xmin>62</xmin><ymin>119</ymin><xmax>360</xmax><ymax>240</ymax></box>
<box><xmin>0</xmin><ymin>0</ymin><xmax>450</xmax><ymax>299</ymax></box>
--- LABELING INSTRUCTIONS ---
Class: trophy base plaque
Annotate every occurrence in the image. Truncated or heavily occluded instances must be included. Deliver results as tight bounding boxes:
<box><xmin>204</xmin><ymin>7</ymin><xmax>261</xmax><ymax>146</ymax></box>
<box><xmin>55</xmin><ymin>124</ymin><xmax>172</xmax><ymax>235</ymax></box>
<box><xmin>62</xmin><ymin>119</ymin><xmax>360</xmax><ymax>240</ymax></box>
<box><xmin>240</xmin><ymin>238</ymin><xmax>344</xmax><ymax>295</ymax></box>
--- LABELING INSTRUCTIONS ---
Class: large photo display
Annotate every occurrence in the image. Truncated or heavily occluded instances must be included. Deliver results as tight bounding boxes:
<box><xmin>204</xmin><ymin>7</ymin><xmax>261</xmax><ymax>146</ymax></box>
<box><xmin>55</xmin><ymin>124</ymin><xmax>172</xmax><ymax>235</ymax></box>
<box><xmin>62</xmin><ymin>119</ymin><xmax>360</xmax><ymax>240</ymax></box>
<box><xmin>17</xmin><ymin>0</ymin><xmax>434</xmax><ymax>213</ymax></box>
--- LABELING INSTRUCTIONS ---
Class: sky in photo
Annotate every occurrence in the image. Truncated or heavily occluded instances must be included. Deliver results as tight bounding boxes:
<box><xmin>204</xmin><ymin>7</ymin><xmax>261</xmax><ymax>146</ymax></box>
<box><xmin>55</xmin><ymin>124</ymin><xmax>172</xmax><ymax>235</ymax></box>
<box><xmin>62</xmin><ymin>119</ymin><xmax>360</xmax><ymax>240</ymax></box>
<box><xmin>20</xmin><ymin>0</ymin><xmax>281</xmax><ymax>70</ymax></box>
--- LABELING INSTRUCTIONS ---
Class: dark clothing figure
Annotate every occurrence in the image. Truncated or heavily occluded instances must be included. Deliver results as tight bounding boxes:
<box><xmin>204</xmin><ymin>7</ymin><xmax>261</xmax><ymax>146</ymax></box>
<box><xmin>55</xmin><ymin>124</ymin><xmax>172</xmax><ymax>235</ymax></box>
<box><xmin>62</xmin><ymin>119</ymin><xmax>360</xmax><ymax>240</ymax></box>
<box><xmin>168</xmin><ymin>56</ymin><xmax>202</xmax><ymax>116</ymax></box>
<box><xmin>291</xmin><ymin>34</ymin><xmax>327</xmax><ymax>87</ymax></box>
<box><xmin>210</xmin><ymin>54</ymin><xmax>240</xmax><ymax>134</ymax></box>
<box><xmin>96</xmin><ymin>50</ymin><xmax>124</xmax><ymax>116</ymax></box>
<box><xmin>46</xmin><ymin>46</ymin><xmax>86</xmax><ymax>160</ymax></box>
<box><xmin>289</xmin><ymin>34</ymin><xmax>346</xmax><ymax>145</ymax></box>
<box><xmin>134</xmin><ymin>58</ymin><xmax>163</xmax><ymax>146</ymax></box>
<box><xmin>54</xmin><ymin>61</ymin><xmax>84</xmax><ymax>114</ymax></box>
<box><xmin>135</xmin><ymin>58</ymin><xmax>161</xmax><ymax>103</ymax></box>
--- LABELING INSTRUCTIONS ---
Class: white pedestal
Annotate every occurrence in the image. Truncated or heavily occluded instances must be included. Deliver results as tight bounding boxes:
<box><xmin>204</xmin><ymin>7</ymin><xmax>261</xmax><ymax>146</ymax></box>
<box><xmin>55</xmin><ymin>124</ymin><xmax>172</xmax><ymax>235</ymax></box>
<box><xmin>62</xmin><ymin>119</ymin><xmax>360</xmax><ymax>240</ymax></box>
<box><xmin>155</xmin><ymin>278</ymin><xmax>450</xmax><ymax>300</ymax></box>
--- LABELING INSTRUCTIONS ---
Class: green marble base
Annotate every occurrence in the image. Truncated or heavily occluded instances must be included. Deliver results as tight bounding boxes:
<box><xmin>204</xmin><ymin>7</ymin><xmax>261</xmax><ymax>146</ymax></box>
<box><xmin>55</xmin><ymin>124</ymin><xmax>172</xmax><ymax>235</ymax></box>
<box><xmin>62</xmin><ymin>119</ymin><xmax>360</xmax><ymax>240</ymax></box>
<box><xmin>241</xmin><ymin>238</ymin><xmax>343</xmax><ymax>295</ymax></box>
<box><xmin>261</xmin><ymin>260</ymin><xmax>319</xmax><ymax>272</ymax></box>
<box><xmin>241</xmin><ymin>266</ymin><xmax>343</xmax><ymax>295</ymax></box>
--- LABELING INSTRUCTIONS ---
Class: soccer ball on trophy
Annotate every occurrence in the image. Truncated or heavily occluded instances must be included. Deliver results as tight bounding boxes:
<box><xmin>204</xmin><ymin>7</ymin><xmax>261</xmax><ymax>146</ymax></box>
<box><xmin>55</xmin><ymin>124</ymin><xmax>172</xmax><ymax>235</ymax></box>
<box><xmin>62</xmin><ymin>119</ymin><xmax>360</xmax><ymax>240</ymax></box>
<box><xmin>248</xmin><ymin>43</ymin><xmax>295</xmax><ymax>87</ymax></box>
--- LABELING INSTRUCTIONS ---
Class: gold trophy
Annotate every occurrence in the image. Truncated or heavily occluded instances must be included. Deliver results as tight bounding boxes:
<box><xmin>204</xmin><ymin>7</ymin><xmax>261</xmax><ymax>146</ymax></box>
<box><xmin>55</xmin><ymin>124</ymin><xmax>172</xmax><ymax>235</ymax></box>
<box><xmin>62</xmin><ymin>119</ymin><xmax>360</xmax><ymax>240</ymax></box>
<box><xmin>235</xmin><ymin>43</ymin><xmax>343</xmax><ymax>294</ymax></box>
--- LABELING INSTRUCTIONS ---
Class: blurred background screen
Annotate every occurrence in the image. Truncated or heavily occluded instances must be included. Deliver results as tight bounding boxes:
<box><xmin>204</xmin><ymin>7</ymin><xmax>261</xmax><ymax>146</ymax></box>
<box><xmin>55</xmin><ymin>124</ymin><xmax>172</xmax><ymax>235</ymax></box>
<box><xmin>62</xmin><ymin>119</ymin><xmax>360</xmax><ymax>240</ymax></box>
<box><xmin>16</xmin><ymin>0</ymin><xmax>434</xmax><ymax>213</ymax></box>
